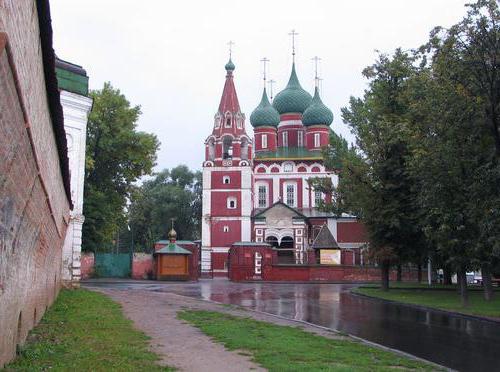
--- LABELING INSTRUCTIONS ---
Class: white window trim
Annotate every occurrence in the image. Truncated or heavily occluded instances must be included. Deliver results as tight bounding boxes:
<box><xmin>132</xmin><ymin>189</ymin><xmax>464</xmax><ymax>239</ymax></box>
<box><xmin>223</xmin><ymin>176</ymin><xmax>231</xmax><ymax>184</ymax></box>
<box><xmin>314</xmin><ymin>133</ymin><xmax>320</xmax><ymax>148</ymax></box>
<box><xmin>262</xmin><ymin>134</ymin><xmax>268</xmax><ymax>149</ymax></box>
<box><xmin>257</xmin><ymin>184</ymin><xmax>268</xmax><ymax>208</ymax></box>
<box><xmin>227</xmin><ymin>197</ymin><xmax>237</xmax><ymax>209</ymax></box>
<box><xmin>282</xmin><ymin>131</ymin><xmax>288</xmax><ymax>147</ymax></box>
<box><xmin>223</xmin><ymin>226</ymin><xmax>229</xmax><ymax>232</ymax></box>
<box><xmin>284</xmin><ymin>182</ymin><xmax>297</xmax><ymax>208</ymax></box>
<box><xmin>283</xmin><ymin>162</ymin><xmax>293</xmax><ymax>173</ymax></box>
<box><xmin>314</xmin><ymin>189</ymin><xmax>323</xmax><ymax>207</ymax></box>
<box><xmin>298</xmin><ymin>131</ymin><xmax>303</xmax><ymax>147</ymax></box>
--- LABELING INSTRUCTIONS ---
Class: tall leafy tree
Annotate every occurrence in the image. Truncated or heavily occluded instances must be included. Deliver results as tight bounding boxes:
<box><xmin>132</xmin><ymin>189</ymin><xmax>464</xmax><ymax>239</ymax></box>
<box><xmin>412</xmin><ymin>0</ymin><xmax>500</xmax><ymax>301</ymax></box>
<box><xmin>128</xmin><ymin>166</ymin><xmax>202</xmax><ymax>251</ymax></box>
<box><xmin>406</xmin><ymin>68</ymin><xmax>480</xmax><ymax>306</ymax></box>
<box><xmin>315</xmin><ymin>50</ymin><xmax>426</xmax><ymax>290</ymax></box>
<box><xmin>83</xmin><ymin>83</ymin><xmax>159</xmax><ymax>252</ymax></box>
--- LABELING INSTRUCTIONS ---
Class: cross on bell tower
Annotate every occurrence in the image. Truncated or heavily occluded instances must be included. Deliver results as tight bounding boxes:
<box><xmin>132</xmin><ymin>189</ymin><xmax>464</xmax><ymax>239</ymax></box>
<box><xmin>228</xmin><ymin>40</ymin><xmax>235</xmax><ymax>59</ymax></box>
<box><xmin>201</xmin><ymin>46</ymin><xmax>254</xmax><ymax>277</ymax></box>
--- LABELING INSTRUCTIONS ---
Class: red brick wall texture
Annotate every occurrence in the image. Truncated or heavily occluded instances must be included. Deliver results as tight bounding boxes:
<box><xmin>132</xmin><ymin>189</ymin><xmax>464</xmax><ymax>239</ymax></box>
<box><xmin>229</xmin><ymin>246</ymin><xmax>425</xmax><ymax>282</ymax></box>
<box><xmin>80</xmin><ymin>252</ymin><xmax>95</xmax><ymax>280</ymax></box>
<box><xmin>0</xmin><ymin>2</ymin><xmax>71</xmax><ymax>367</ymax></box>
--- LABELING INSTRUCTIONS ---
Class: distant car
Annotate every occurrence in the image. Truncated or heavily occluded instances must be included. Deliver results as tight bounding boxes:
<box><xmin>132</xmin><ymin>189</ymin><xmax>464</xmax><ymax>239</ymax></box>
<box><xmin>466</xmin><ymin>272</ymin><xmax>476</xmax><ymax>284</ymax></box>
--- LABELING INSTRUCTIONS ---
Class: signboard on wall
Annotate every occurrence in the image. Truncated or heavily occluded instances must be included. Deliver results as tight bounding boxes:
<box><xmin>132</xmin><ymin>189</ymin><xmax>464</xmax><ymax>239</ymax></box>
<box><xmin>320</xmin><ymin>249</ymin><xmax>341</xmax><ymax>265</ymax></box>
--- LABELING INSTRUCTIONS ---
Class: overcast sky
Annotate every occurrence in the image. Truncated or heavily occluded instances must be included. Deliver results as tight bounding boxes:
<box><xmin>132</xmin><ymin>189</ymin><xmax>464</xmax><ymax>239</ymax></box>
<box><xmin>50</xmin><ymin>0</ymin><xmax>469</xmax><ymax>172</ymax></box>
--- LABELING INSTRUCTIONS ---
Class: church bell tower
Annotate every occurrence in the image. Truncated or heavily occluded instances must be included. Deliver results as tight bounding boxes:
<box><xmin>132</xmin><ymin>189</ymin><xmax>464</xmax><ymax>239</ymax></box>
<box><xmin>201</xmin><ymin>55</ymin><xmax>253</xmax><ymax>277</ymax></box>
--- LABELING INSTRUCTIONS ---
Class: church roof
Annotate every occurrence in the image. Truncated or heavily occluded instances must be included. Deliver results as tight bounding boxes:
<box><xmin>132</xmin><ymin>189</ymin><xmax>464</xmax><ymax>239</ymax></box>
<box><xmin>272</xmin><ymin>63</ymin><xmax>312</xmax><ymax>114</ymax></box>
<box><xmin>218</xmin><ymin>59</ymin><xmax>240</xmax><ymax>114</ymax></box>
<box><xmin>302</xmin><ymin>87</ymin><xmax>333</xmax><ymax>126</ymax></box>
<box><xmin>225</xmin><ymin>58</ymin><xmax>235</xmax><ymax>72</ymax></box>
<box><xmin>311</xmin><ymin>224</ymin><xmax>339</xmax><ymax>249</ymax></box>
<box><xmin>154</xmin><ymin>243</ymin><xmax>192</xmax><ymax>255</ymax></box>
<box><xmin>253</xmin><ymin>201</ymin><xmax>307</xmax><ymax>219</ymax></box>
<box><xmin>155</xmin><ymin>240</ymin><xmax>195</xmax><ymax>245</ymax></box>
<box><xmin>250</xmin><ymin>88</ymin><xmax>280</xmax><ymax>127</ymax></box>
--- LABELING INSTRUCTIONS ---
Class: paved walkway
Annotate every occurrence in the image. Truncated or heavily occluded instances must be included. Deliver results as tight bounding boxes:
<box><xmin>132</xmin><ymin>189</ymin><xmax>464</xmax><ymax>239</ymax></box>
<box><xmin>85</xmin><ymin>279</ymin><xmax>500</xmax><ymax>371</ymax></box>
<box><xmin>92</xmin><ymin>288</ymin><xmax>345</xmax><ymax>372</ymax></box>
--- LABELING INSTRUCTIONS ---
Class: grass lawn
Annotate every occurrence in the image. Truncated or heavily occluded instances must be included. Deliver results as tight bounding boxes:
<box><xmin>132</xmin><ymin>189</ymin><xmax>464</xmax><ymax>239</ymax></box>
<box><xmin>354</xmin><ymin>286</ymin><xmax>500</xmax><ymax>318</ymax></box>
<box><xmin>5</xmin><ymin>289</ymin><xmax>173</xmax><ymax>372</ymax></box>
<box><xmin>178</xmin><ymin>310</ymin><xmax>437</xmax><ymax>371</ymax></box>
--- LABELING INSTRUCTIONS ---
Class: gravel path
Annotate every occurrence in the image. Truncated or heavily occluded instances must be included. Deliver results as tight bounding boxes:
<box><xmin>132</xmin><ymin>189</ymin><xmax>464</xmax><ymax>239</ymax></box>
<box><xmin>92</xmin><ymin>288</ymin><xmax>345</xmax><ymax>372</ymax></box>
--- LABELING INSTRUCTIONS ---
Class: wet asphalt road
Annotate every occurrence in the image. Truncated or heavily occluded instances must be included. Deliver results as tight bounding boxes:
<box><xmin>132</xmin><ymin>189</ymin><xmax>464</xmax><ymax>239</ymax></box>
<box><xmin>83</xmin><ymin>279</ymin><xmax>500</xmax><ymax>371</ymax></box>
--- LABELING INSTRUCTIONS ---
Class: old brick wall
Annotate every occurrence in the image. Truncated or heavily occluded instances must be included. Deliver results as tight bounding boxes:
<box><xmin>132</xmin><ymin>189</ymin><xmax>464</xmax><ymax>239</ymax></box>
<box><xmin>0</xmin><ymin>1</ymin><xmax>71</xmax><ymax>367</ymax></box>
<box><xmin>228</xmin><ymin>246</ymin><xmax>425</xmax><ymax>282</ymax></box>
<box><xmin>80</xmin><ymin>252</ymin><xmax>95</xmax><ymax>279</ymax></box>
<box><xmin>131</xmin><ymin>253</ymin><xmax>154</xmax><ymax>280</ymax></box>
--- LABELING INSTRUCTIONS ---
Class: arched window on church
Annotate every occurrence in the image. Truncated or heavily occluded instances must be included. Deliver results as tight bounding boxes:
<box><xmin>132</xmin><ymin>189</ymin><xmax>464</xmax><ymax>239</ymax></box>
<box><xmin>227</xmin><ymin>197</ymin><xmax>237</xmax><ymax>209</ymax></box>
<box><xmin>257</xmin><ymin>185</ymin><xmax>267</xmax><ymax>208</ymax></box>
<box><xmin>314</xmin><ymin>190</ymin><xmax>322</xmax><ymax>206</ymax></box>
<box><xmin>241</xmin><ymin>137</ymin><xmax>249</xmax><ymax>160</ymax></box>
<box><xmin>207</xmin><ymin>138</ymin><xmax>215</xmax><ymax>161</ymax></box>
<box><xmin>222</xmin><ymin>136</ymin><xmax>233</xmax><ymax>159</ymax></box>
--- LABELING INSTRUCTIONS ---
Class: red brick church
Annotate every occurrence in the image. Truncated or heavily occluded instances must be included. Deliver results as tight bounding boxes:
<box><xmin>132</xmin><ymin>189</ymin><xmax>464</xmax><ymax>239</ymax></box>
<box><xmin>201</xmin><ymin>55</ymin><xmax>367</xmax><ymax>279</ymax></box>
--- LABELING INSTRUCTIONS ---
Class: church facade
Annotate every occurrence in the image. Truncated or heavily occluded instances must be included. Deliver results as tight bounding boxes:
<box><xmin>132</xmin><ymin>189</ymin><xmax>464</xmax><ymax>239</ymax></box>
<box><xmin>201</xmin><ymin>58</ymin><xmax>367</xmax><ymax>278</ymax></box>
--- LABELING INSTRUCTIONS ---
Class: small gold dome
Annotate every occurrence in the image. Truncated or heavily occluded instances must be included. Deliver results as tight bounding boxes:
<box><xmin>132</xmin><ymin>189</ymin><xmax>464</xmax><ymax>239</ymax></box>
<box><xmin>168</xmin><ymin>228</ymin><xmax>177</xmax><ymax>241</ymax></box>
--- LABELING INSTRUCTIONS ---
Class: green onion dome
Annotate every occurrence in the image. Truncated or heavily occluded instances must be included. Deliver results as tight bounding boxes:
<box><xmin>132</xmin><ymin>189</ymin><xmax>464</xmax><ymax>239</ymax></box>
<box><xmin>302</xmin><ymin>87</ymin><xmax>333</xmax><ymax>126</ymax></box>
<box><xmin>272</xmin><ymin>63</ymin><xmax>312</xmax><ymax>114</ymax></box>
<box><xmin>250</xmin><ymin>88</ymin><xmax>280</xmax><ymax>127</ymax></box>
<box><xmin>225</xmin><ymin>58</ymin><xmax>235</xmax><ymax>72</ymax></box>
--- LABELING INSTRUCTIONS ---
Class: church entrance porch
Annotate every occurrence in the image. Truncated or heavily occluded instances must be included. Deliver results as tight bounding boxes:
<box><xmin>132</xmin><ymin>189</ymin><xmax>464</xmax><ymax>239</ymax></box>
<box><xmin>265</xmin><ymin>235</ymin><xmax>296</xmax><ymax>264</ymax></box>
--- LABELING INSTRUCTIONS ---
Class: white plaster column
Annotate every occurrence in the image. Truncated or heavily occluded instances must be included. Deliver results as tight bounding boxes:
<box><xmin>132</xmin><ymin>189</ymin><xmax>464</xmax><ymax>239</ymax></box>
<box><xmin>61</xmin><ymin>90</ymin><xmax>92</xmax><ymax>286</ymax></box>
<box><xmin>201</xmin><ymin>168</ymin><xmax>213</xmax><ymax>274</ymax></box>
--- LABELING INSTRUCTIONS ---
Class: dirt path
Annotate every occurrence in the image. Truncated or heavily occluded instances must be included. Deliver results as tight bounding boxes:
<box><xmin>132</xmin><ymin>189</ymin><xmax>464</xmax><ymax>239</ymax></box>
<box><xmin>92</xmin><ymin>288</ymin><xmax>345</xmax><ymax>372</ymax></box>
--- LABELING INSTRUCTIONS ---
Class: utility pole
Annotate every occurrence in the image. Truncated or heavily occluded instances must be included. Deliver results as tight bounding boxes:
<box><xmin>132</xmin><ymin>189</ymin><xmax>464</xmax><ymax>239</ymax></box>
<box><xmin>427</xmin><ymin>257</ymin><xmax>432</xmax><ymax>286</ymax></box>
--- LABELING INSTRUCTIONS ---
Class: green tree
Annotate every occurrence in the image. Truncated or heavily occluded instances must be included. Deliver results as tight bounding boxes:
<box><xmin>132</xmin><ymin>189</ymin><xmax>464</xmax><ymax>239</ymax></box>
<box><xmin>128</xmin><ymin>166</ymin><xmax>202</xmax><ymax>251</ymax></box>
<box><xmin>314</xmin><ymin>50</ymin><xmax>426</xmax><ymax>291</ymax></box>
<box><xmin>411</xmin><ymin>0</ymin><xmax>500</xmax><ymax>302</ymax></box>
<box><xmin>406</xmin><ymin>67</ymin><xmax>479</xmax><ymax>306</ymax></box>
<box><xmin>83</xmin><ymin>82</ymin><xmax>159</xmax><ymax>252</ymax></box>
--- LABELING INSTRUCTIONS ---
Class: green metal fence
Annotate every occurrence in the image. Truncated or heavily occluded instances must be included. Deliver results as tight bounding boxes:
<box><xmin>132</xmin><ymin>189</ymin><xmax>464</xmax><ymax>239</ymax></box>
<box><xmin>94</xmin><ymin>253</ymin><xmax>132</xmax><ymax>278</ymax></box>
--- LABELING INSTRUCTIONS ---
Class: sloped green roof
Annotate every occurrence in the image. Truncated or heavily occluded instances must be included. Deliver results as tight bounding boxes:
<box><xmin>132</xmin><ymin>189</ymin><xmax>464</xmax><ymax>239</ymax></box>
<box><xmin>272</xmin><ymin>63</ymin><xmax>312</xmax><ymax>114</ymax></box>
<box><xmin>255</xmin><ymin>147</ymin><xmax>322</xmax><ymax>160</ymax></box>
<box><xmin>302</xmin><ymin>87</ymin><xmax>333</xmax><ymax>126</ymax></box>
<box><xmin>55</xmin><ymin>58</ymin><xmax>89</xmax><ymax>96</ymax></box>
<box><xmin>154</xmin><ymin>243</ymin><xmax>192</xmax><ymax>255</ymax></box>
<box><xmin>250</xmin><ymin>88</ymin><xmax>280</xmax><ymax>127</ymax></box>
<box><xmin>156</xmin><ymin>240</ymin><xmax>195</xmax><ymax>245</ymax></box>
